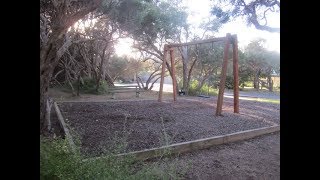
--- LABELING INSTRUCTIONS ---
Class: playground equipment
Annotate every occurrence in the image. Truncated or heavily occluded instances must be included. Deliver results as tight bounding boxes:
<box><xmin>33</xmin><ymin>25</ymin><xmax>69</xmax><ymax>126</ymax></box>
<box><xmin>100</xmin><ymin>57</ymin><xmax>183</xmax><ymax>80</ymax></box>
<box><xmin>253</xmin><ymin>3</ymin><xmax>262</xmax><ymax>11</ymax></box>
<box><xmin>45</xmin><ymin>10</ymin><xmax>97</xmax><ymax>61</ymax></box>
<box><xmin>158</xmin><ymin>33</ymin><xmax>240</xmax><ymax>116</ymax></box>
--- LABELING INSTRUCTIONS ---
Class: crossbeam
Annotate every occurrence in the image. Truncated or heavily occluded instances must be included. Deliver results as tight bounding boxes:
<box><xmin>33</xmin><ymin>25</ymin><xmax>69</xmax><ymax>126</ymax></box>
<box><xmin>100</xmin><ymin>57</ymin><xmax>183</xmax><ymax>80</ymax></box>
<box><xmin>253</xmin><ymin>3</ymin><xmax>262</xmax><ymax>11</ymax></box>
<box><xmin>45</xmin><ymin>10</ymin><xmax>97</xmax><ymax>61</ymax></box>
<box><xmin>167</xmin><ymin>37</ymin><xmax>226</xmax><ymax>48</ymax></box>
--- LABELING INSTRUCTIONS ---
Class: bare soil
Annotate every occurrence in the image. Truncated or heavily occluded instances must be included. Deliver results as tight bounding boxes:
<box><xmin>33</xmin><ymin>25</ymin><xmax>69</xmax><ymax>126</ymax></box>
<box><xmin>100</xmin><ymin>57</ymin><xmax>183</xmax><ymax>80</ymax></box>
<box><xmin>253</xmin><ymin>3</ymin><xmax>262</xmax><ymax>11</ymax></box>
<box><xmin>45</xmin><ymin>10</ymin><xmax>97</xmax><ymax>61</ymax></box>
<box><xmin>50</xmin><ymin>87</ymin><xmax>280</xmax><ymax>178</ymax></box>
<box><xmin>150</xmin><ymin>132</ymin><xmax>280</xmax><ymax>180</ymax></box>
<box><xmin>58</xmin><ymin>96</ymin><xmax>279</xmax><ymax>158</ymax></box>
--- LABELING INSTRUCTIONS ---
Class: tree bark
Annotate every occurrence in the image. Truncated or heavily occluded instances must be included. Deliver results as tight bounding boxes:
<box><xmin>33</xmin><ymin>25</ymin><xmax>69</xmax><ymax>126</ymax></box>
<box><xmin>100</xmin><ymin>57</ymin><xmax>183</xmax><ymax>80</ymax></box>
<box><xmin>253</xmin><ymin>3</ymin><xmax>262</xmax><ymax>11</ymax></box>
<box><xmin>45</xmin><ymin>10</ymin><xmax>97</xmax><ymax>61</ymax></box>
<box><xmin>180</xmin><ymin>46</ymin><xmax>188</xmax><ymax>92</ymax></box>
<box><xmin>267</xmin><ymin>75</ymin><xmax>273</xmax><ymax>92</ymax></box>
<box><xmin>40</xmin><ymin>2</ymin><xmax>99</xmax><ymax>135</ymax></box>
<box><xmin>186</xmin><ymin>57</ymin><xmax>198</xmax><ymax>95</ymax></box>
<box><xmin>253</xmin><ymin>71</ymin><xmax>260</xmax><ymax>90</ymax></box>
<box><xmin>196</xmin><ymin>73</ymin><xmax>211</xmax><ymax>92</ymax></box>
<box><xmin>40</xmin><ymin>73</ymin><xmax>51</xmax><ymax>134</ymax></box>
<box><xmin>40</xmin><ymin>33</ymin><xmax>66</xmax><ymax>133</ymax></box>
<box><xmin>165</xmin><ymin>61</ymin><xmax>179</xmax><ymax>94</ymax></box>
<box><xmin>150</xmin><ymin>76</ymin><xmax>162</xmax><ymax>90</ymax></box>
<box><xmin>105</xmin><ymin>72</ymin><xmax>114</xmax><ymax>87</ymax></box>
<box><xmin>137</xmin><ymin>77</ymin><xmax>145</xmax><ymax>89</ymax></box>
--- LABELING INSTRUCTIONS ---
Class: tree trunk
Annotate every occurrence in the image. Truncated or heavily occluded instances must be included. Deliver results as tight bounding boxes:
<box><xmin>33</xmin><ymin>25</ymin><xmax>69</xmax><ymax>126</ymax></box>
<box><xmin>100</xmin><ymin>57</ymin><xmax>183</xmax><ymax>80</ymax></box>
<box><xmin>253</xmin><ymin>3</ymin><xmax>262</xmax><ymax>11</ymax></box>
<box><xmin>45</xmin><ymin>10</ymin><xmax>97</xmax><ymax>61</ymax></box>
<box><xmin>133</xmin><ymin>73</ymin><xmax>137</xmax><ymax>82</ymax></box>
<box><xmin>95</xmin><ymin>79</ymin><xmax>100</xmax><ymax>92</ymax></box>
<box><xmin>181</xmin><ymin>46</ymin><xmax>188</xmax><ymax>92</ymax></box>
<box><xmin>149</xmin><ymin>76</ymin><xmax>162</xmax><ymax>90</ymax></box>
<box><xmin>40</xmin><ymin>78</ymin><xmax>49</xmax><ymax>134</ymax></box>
<box><xmin>40</xmin><ymin>2</ymin><xmax>99</xmax><ymax>135</ymax></box>
<box><xmin>196</xmin><ymin>77</ymin><xmax>208</xmax><ymax>93</ymax></box>
<box><xmin>186</xmin><ymin>58</ymin><xmax>198</xmax><ymax>95</ymax></box>
<box><xmin>136</xmin><ymin>74</ymin><xmax>143</xmax><ymax>89</ymax></box>
<box><xmin>105</xmin><ymin>72</ymin><xmax>114</xmax><ymax>87</ymax></box>
<box><xmin>268</xmin><ymin>75</ymin><xmax>273</xmax><ymax>92</ymax></box>
<box><xmin>182</xmin><ymin>61</ymin><xmax>188</xmax><ymax>91</ymax></box>
<box><xmin>137</xmin><ymin>76</ymin><xmax>145</xmax><ymax>89</ymax></box>
<box><xmin>253</xmin><ymin>71</ymin><xmax>260</xmax><ymax>90</ymax></box>
<box><xmin>77</xmin><ymin>73</ymin><xmax>81</xmax><ymax>96</ymax></box>
<box><xmin>165</xmin><ymin>61</ymin><xmax>179</xmax><ymax>94</ymax></box>
<box><xmin>45</xmin><ymin>98</ymin><xmax>52</xmax><ymax>133</ymax></box>
<box><xmin>40</xmin><ymin>31</ymin><xmax>67</xmax><ymax>134</ymax></box>
<box><xmin>196</xmin><ymin>71</ymin><xmax>212</xmax><ymax>93</ymax></box>
<box><xmin>144</xmin><ymin>69</ymin><xmax>161</xmax><ymax>90</ymax></box>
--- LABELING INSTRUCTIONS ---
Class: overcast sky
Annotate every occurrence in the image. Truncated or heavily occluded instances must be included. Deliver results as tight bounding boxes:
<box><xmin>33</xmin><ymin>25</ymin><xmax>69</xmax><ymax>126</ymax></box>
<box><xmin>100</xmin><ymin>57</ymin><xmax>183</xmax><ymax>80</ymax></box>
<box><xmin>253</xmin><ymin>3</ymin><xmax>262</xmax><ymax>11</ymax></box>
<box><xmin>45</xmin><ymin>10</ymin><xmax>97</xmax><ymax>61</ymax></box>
<box><xmin>183</xmin><ymin>0</ymin><xmax>280</xmax><ymax>51</ymax></box>
<box><xmin>115</xmin><ymin>0</ymin><xmax>280</xmax><ymax>56</ymax></box>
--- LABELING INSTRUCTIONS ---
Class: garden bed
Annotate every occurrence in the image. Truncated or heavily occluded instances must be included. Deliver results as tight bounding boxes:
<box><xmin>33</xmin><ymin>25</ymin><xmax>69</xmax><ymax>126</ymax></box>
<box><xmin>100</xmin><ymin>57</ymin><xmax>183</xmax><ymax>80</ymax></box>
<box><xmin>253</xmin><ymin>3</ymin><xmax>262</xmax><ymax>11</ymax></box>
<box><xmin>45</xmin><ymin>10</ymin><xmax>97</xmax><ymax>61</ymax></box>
<box><xmin>58</xmin><ymin>97</ymin><xmax>280</xmax><ymax>158</ymax></box>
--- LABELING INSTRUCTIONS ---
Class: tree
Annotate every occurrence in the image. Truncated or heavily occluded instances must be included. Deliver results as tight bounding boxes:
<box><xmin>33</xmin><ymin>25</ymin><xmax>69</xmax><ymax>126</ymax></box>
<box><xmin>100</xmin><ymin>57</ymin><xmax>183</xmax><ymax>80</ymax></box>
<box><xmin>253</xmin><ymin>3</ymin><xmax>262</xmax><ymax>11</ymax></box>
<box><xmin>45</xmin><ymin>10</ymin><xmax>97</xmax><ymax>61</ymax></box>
<box><xmin>176</xmin><ymin>18</ymin><xmax>223</xmax><ymax>95</ymax></box>
<box><xmin>210</xmin><ymin>0</ymin><xmax>280</xmax><ymax>33</ymax></box>
<box><xmin>259</xmin><ymin>50</ymin><xmax>279</xmax><ymax>91</ymax></box>
<box><xmin>51</xmin><ymin>15</ymin><xmax>121</xmax><ymax>95</ymax></box>
<box><xmin>40</xmin><ymin>0</ymin><xmax>104</xmax><ymax>134</ymax></box>
<box><xmin>136</xmin><ymin>61</ymin><xmax>166</xmax><ymax>90</ymax></box>
<box><xmin>192</xmin><ymin>41</ymin><xmax>225</xmax><ymax>92</ymax></box>
<box><xmin>118</xmin><ymin>0</ymin><xmax>188</xmax><ymax>93</ymax></box>
<box><xmin>243</xmin><ymin>38</ymin><xmax>279</xmax><ymax>91</ymax></box>
<box><xmin>40</xmin><ymin>0</ymin><xmax>161</xmax><ymax>134</ymax></box>
<box><xmin>108</xmin><ymin>55</ymin><xmax>142</xmax><ymax>82</ymax></box>
<box><xmin>237</xmin><ymin>49</ymin><xmax>254</xmax><ymax>88</ymax></box>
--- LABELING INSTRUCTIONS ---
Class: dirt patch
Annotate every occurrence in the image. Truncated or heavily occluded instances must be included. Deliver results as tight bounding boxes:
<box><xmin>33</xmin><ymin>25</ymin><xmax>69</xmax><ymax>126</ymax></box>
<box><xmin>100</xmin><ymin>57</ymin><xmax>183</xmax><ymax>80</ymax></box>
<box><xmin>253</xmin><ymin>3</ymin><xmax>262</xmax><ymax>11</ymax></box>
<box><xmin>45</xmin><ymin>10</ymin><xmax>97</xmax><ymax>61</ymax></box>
<box><xmin>58</xmin><ymin>96</ymin><xmax>279</xmax><ymax>158</ymax></box>
<box><xmin>147</xmin><ymin>132</ymin><xmax>280</xmax><ymax>180</ymax></box>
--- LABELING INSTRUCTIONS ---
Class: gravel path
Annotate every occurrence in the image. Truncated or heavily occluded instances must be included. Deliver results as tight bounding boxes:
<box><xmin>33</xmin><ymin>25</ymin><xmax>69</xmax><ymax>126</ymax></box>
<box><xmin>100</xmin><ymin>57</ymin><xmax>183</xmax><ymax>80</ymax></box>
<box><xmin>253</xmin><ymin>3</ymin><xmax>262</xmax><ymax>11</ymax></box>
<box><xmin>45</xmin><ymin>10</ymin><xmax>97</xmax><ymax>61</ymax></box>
<box><xmin>59</xmin><ymin>96</ymin><xmax>279</xmax><ymax>157</ymax></box>
<box><xmin>153</xmin><ymin>132</ymin><xmax>280</xmax><ymax>180</ymax></box>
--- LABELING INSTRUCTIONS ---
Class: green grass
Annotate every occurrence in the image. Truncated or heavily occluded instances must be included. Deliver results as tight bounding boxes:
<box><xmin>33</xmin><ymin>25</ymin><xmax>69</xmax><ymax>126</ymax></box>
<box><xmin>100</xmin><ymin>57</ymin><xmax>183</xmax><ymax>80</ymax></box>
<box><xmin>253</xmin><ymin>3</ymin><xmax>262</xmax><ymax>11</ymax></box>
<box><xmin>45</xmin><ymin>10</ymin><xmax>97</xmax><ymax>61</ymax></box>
<box><xmin>241</xmin><ymin>97</ymin><xmax>280</xmax><ymax>104</ymax></box>
<box><xmin>40</xmin><ymin>134</ymin><xmax>187</xmax><ymax>180</ymax></box>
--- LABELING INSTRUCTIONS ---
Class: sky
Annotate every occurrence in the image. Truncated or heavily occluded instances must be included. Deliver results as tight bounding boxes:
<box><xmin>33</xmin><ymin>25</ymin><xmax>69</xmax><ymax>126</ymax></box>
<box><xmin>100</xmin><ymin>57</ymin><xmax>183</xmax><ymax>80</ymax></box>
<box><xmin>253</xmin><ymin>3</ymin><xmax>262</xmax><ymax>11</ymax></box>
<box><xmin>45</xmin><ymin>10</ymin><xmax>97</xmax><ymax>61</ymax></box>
<box><xmin>115</xmin><ymin>0</ymin><xmax>280</xmax><ymax>56</ymax></box>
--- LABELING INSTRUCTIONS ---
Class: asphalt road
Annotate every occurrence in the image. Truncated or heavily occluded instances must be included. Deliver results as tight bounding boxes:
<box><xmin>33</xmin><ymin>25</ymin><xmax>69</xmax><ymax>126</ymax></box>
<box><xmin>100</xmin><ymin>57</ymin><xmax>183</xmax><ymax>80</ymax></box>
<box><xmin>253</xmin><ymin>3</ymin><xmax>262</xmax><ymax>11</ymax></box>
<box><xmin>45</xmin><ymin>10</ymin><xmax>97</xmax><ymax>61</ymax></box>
<box><xmin>116</xmin><ymin>83</ymin><xmax>280</xmax><ymax>100</ymax></box>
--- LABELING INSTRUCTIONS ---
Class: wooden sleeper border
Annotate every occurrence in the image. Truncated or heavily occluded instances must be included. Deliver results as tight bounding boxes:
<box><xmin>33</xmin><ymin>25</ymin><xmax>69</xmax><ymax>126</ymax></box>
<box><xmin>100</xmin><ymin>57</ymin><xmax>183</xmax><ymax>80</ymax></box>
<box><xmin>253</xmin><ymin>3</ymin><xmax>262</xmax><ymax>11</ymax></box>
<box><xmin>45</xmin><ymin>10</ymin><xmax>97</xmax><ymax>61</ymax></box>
<box><xmin>54</xmin><ymin>102</ymin><xmax>77</xmax><ymax>153</ymax></box>
<box><xmin>85</xmin><ymin>125</ymin><xmax>280</xmax><ymax>161</ymax></box>
<box><xmin>117</xmin><ymin>125</ymin><xmax>279</xmax><ymax>160</ymax></box>
<box><xmin>54</xmin><ymin>101</ymin><xmax>280</xmax><ymax>161</ymax></box>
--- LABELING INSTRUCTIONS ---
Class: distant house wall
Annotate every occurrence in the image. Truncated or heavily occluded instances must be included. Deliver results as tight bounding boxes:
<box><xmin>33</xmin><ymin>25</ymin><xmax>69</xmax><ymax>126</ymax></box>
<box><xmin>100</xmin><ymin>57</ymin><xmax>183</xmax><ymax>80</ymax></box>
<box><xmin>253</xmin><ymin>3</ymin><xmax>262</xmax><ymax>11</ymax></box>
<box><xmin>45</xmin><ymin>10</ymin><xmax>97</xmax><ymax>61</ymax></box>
<box><xmin>259</xmin><ymin>76</ymin><xmax>280</xmax><ymax>88</ymax></box>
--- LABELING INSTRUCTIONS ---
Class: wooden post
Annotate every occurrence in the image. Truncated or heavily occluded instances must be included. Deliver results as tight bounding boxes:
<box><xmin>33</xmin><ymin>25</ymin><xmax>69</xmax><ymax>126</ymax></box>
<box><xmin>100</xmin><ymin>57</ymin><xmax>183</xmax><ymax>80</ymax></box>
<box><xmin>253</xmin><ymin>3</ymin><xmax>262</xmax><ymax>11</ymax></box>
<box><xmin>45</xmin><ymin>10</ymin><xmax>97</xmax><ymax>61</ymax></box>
<box><xmin>170</xmin><ymin>48</ymin><xmax>177</xmax><ymax>102</ymax></box>
<box><xmin>232</xmin><ymin>35</ymin><xmax>240</xmax><ymax>113</ymax></box>
<box><xmin>135</xmin><ymin>86</ymin><xmax>140</xmax><ymax>98</ymax></box>
<box><xmin>158</xmin><ymin>45</ymin><xmax>168</xmax><ymax>102</ymax></box>
<box><xmin>216</xmin><ymin>33</ymin><xmax>231</xmax><ymax>116</ymax></box>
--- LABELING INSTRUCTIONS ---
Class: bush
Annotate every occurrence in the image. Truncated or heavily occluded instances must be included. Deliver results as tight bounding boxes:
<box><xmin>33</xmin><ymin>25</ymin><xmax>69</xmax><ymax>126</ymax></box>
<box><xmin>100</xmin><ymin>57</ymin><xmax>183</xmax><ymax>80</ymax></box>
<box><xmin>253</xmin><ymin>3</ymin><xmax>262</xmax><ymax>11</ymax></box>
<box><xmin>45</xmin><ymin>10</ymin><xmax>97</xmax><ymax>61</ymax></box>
<box><xmin>187</xmin><ymin>80</ymin><xmax>199</xmax><ymax>96</ymax></box>
<box><xmin>188</xmin><ymin>80</ymin><xmax>218</xmax><ymax>96</ymax></box>
<box><xmin>202</xmin><ymin>83</ymin><xmax>218</xmax><ymax>96</ymax></box>
<box><xmin>74</xmin><ymin>77</ymin><xmax>109</xmax><ymax>95</ymax></box>
<box><xmin>225</xmin><ymin>76</ymin><xmax>234</xmax><ymax>89</ymax></box>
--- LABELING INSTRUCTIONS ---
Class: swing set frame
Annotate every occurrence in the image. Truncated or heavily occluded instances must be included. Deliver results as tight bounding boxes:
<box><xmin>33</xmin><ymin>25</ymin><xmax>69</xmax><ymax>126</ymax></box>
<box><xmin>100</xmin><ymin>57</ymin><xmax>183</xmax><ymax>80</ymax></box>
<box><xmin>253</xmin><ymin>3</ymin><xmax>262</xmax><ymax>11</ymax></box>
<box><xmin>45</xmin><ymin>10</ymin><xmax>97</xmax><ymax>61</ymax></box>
<box><xmin>158</xmin><ymin>33</ymin><xmax>240</xmax><ymax>116</ymax></box>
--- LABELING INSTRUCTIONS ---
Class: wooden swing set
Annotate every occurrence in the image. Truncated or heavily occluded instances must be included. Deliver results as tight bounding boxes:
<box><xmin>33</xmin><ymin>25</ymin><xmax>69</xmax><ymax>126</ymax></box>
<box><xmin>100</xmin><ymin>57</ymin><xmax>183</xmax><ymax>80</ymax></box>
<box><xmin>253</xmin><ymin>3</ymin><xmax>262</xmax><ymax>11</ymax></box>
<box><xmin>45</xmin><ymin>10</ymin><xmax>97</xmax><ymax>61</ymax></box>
<box><xmin>158</xmin><ymin>33</ymin><xmax>240</xmax><ymax>116</ymax></box>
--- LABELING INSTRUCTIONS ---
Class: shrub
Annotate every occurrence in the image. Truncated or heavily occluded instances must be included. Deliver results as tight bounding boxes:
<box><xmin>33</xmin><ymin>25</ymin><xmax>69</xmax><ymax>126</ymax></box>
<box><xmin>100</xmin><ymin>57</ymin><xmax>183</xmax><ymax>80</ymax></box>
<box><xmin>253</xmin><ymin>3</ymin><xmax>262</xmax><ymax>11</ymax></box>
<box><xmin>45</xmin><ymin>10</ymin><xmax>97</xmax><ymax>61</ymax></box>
<box><xmin>188</xmin><ymin>80</ymin><xmax>218</xmax><ymax>96</ymax></box>
<box><xmin>74</xmin><ymin>77</ymin><xmax>109</xmax><ymax>95</ymax></box>
<box><xmin>225</xmin><ymin>75</ymin><xmax>234</xmax><ymax>89</ymax></box>
<box><xmin>187</xmin><ymin>80</ymin><xmax>199</xmax><ymax>96</ymax></box>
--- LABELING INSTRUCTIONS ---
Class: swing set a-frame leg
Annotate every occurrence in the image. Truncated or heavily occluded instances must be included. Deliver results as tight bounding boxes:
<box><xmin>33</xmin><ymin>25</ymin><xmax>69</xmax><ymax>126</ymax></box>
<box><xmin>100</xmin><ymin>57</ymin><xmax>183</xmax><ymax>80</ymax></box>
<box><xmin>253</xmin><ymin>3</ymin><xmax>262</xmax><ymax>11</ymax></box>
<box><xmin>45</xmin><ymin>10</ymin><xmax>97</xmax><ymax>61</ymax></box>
<box><xmin>215</xmin><ymin>33</ymin><xmax>240</xmax><ymax>116</ymax></box>
<box><xmin>216</xmin><ymin>33</ymin><xmax>231</xmax><ymax>116</ymax></box>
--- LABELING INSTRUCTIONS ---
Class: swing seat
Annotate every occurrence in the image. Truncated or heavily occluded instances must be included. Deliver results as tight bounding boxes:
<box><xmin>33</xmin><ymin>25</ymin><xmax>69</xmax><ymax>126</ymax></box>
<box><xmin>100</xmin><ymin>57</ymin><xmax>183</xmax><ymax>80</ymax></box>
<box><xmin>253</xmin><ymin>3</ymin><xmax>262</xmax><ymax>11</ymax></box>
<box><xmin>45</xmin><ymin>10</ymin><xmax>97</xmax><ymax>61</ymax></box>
<box><xmin>178</xmin><ymin>89</ymin><xmax>185</xmax><ymax>96</ymax></box>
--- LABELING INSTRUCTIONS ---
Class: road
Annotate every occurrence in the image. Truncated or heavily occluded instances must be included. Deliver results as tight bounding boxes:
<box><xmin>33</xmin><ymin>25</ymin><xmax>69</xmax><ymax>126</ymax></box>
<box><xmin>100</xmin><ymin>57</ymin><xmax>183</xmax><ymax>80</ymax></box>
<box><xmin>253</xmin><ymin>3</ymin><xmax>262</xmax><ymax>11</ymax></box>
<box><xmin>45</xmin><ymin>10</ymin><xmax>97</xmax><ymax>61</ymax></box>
<box><xmin>115</xmin><ymin>83</ymin><xmax>280</xmax><ymax>100</ymax></box>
